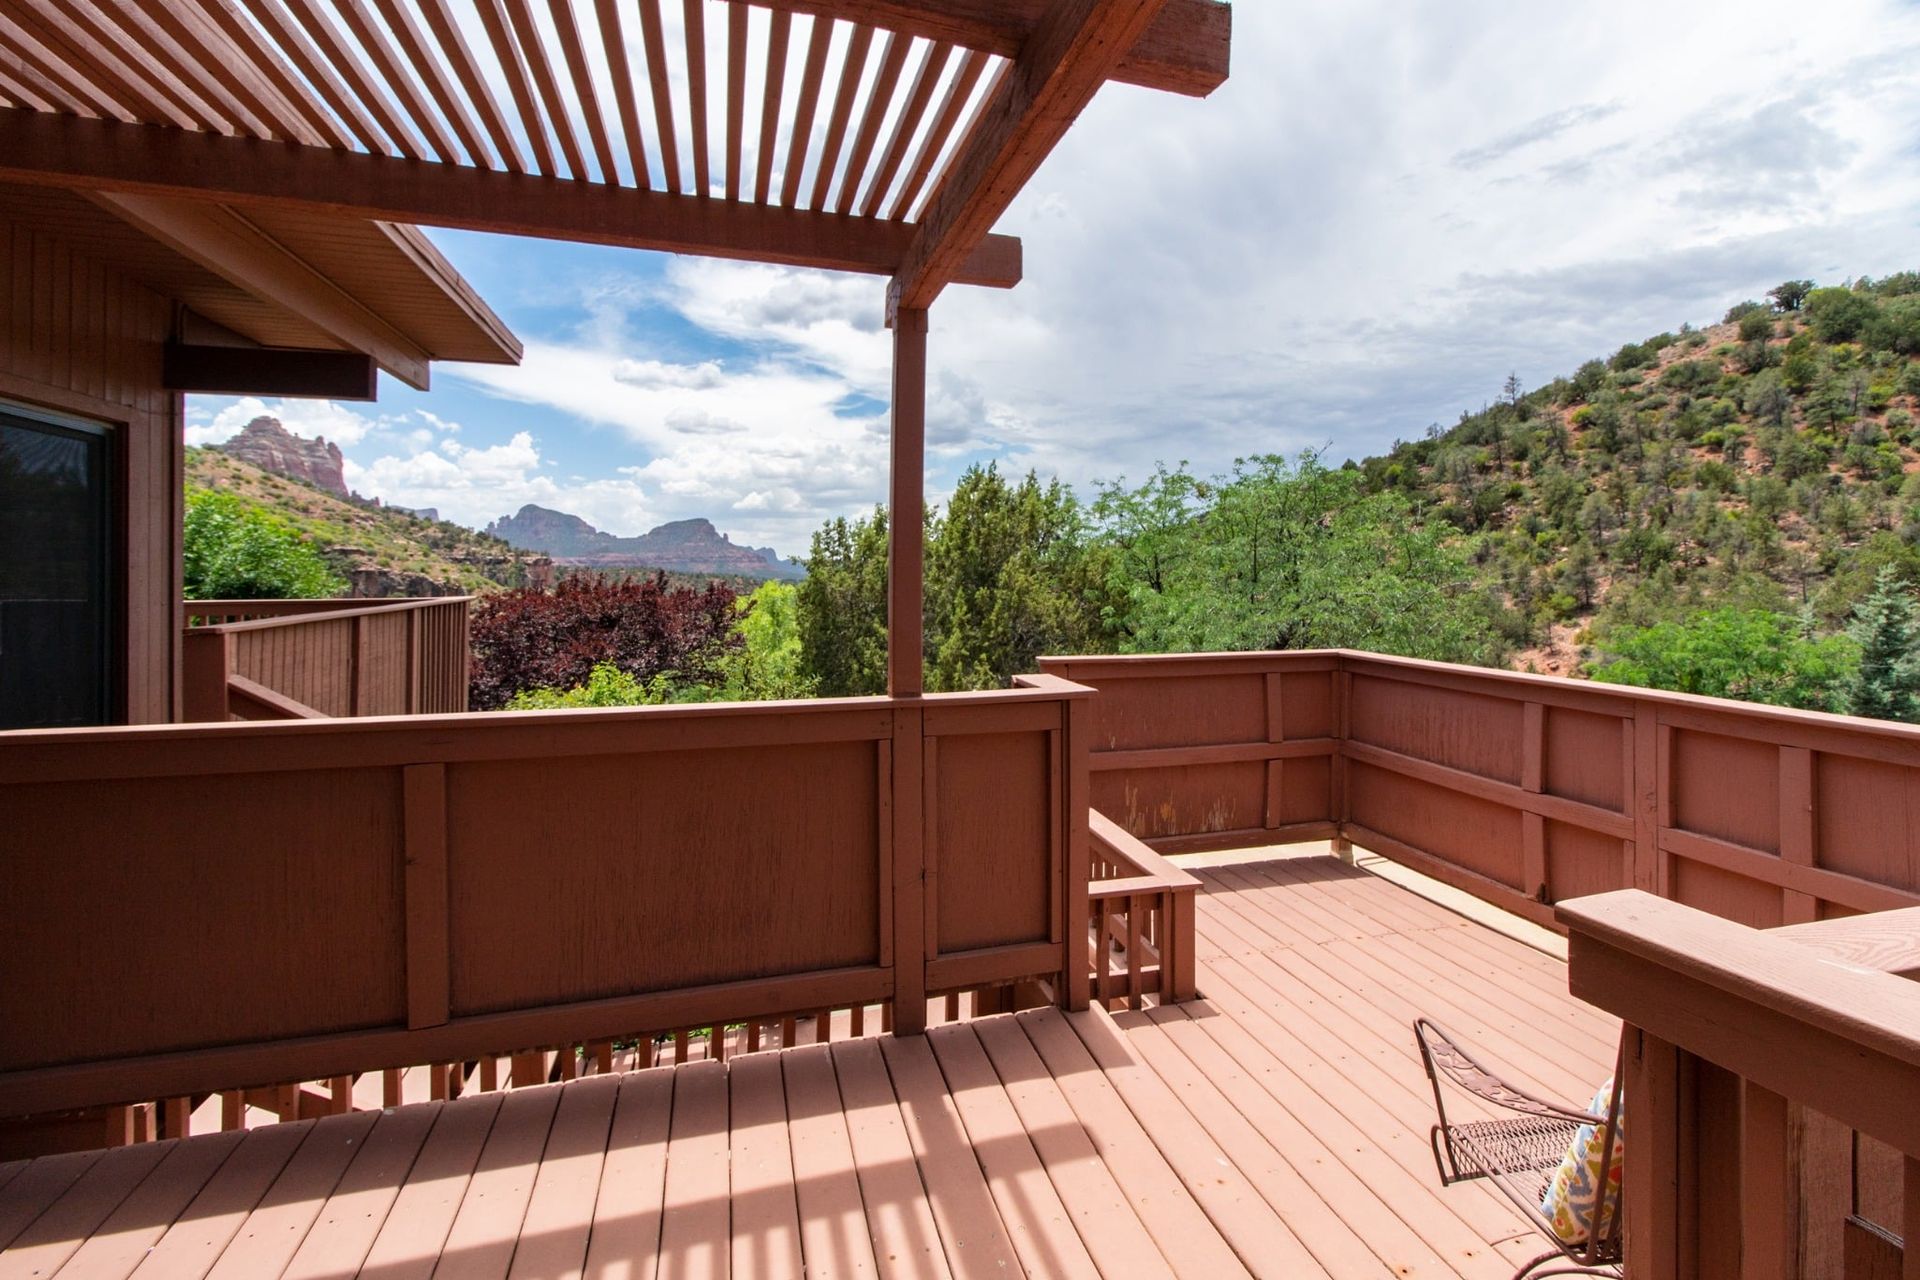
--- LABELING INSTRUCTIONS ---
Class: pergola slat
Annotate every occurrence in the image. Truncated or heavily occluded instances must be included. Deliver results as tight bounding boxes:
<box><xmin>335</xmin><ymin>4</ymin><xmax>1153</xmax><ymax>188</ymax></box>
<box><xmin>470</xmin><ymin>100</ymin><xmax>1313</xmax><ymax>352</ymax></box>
<box><xmin>0</xmin><ymin>107</ymin><xmax>1024</xmax><ymax>287</ymax></box>
<box><xmin>833</xmin><ymin>30</ymin><xmax>907</xmax><ymax>216</ymax></box>
<box><xmin>13</xmin><ymin>4</ymin><xmax>199</xmax><ymax>134</ymax></box>
<box><xmin>779</xmin><ymin>14</ymin><xmax>833</xmax><ymax>207</ymax></box>
<box><xmin>808</xmin><ymin>23</ymin><xmax>872</xmax><ymax>210</ymax></box>
<box><xmin>861</xmin><ymin>40</ymin><xmax>948</xmax><ymax>218</ymax></box>
<box><xmin>753</xmin><ymin>9</ymin><xmax>792</xmax><ymax>203</ymax></box>
<box><xmin>129</xmin><ymin>0</ymin><xmax>327</xmax><ymax>144</ymax></box>
<box><xmin>546</xmin><ymin>0</ymin><xmax>620</xmax><ymax>184</ymax></box>
<box><xmin>472</xmin><ymin>0</ymin><xmax>558</xmax><ymax>176</ymax></box>
<box><xmin>0</xmin><ymin>63</ymin><xmax>57</xmax><ymax>113</ymax></box>
<box><xmin>684</xmin><ymin>0</ymin><xmax>711</xmax><ymax>195</ymax></box>
<box><xmin>279</xmin><ymin>0</ymin><xmax>430</xmax><ymax>160</ymax></box>
<box><xmin>501</xmin><ymin>0</ymin><xmax>590</xmax><ymax>180</ymax></box>
<box><xmin>0</xmin><ymin>13</ymin><xmax>130</xmax><ymax>122</ymax></box>
<box><xmin>370</xmin><ymin>0</ymin><xmax>497</xmax><ymax>168</ymax></box>
<box><xmin>105</xmin><ymin>0</ymin><xmax>272</xmax><ymax>138</ymax></box>
<box><xmin>416</xmin><ymin>0</ymin><xmax>526</xmax><ymax>172</ymax></box>
<box><xmin>235</xmin><ymin>0</ymin><xmax>399</xmax><ymax>156</ymax></box>
<box><xmin>725</xmin><ymin>1</ymin><xmax>748</xmax><ymax>200</ymax></box>
<box><xmin>891</xmin><ymin>0</ymin><xmax>1171</xmax><ymax>317</ymax></box>
<box><xmin>330</xmin><ymin>0</ymin><xmax>465</xmax><ymax>162</ymax></box>
<box><xmin>637</xmin><ymin>0</ymin><xmax>681</xmax><ymax>193</ymax></box>
<box><xmin>196</xmin><ymin>0</ymin><xmax>358</xmax><ymax>150</ymax></box>
<box><xmin>593</xmin><ymin>0</ymin><xmax>652</xmax><ymax>187</ymax></box>
<box><xmin>887</xmin><ymin>46</ymin><xmax>986</xmax><ymax>220</ymax></box>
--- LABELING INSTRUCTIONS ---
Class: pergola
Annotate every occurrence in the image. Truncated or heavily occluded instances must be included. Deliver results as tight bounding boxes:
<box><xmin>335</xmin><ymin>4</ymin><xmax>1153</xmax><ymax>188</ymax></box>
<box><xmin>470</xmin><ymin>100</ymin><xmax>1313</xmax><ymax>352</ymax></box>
<box><xmin>0</xmin><ymin>0</ymin><xmax>1230</xmax><ymax>694</ymax></box>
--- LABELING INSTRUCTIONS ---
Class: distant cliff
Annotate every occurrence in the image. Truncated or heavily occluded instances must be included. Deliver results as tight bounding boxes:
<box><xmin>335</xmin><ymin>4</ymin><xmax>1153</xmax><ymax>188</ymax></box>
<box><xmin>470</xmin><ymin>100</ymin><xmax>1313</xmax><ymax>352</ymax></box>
<box><xmin>488</xmin><ymin>504</ymin><xmax>803</xmax><ymax>580</ymax></box>
<box><xmin>214</xmin><ymin>415</ymin><xmax>348</xmax><ymax>497</ymax></box>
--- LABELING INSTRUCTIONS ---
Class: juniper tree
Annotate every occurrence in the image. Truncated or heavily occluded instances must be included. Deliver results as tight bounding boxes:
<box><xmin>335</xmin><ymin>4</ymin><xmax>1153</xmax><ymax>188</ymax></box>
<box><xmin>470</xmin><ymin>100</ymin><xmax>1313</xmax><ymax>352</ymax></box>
<box><xmin>1845</xmin><ymin>565</ymin><xmax>1920</xmax><ymax>722</ymax></box>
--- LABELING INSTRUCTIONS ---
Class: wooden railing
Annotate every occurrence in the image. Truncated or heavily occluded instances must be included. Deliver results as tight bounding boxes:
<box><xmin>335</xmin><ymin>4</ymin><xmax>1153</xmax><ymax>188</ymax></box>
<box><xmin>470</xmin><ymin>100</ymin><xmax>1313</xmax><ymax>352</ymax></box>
<box><xmin>1088</xmin><ymin>810</ymin><xmax>1198</xmax><ymax>1009</ymax></box>
<box><xmin>0</xmin><ymin>678</ymin><xmax>1092</xmax><ymax>1136</ymax></box>
<box><xmin>180</xmin><ymin>596</ymin><xmax>471</xmax><ymax>720</ymax></box>
<box><xmin>1561</xmin><ymin>891</ymin><xmax>1920</xmax><ymax>1277</ymax></box>
<box><xmin>1040</xmin><ymin>650</ymin><xmax>1920</xmax><ymax>931</ymax></box>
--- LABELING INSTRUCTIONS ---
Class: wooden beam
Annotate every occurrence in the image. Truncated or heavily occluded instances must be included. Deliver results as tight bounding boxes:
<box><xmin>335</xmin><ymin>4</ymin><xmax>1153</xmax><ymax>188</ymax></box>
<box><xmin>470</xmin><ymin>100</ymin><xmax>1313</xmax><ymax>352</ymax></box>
<box><xmin>162</xmin><ymin>341</ymin><xmax>379</xmax><ymax>399</ymax></box>
<box><xmin>888</xmin><ymin>308</ymin><xmax>928</xmax><ymax>697</ymax></box>
<box><xmin>888</xmin><ymin>0</ymin><xmax>1170</xmax><ymax>319</ymax></box>
<box><xmin>90</xmin><ymin>190</ymin><xmax>434</xmax><ymax>388</ymax></box>
<box><xmin>742</xmin><ymin>0</ymin><xmax>1230</xmax><ymax>98</ymax></box>
<box><xmin>0</xmin><ymin>109</ymin><xmax>1024</xmax><ymax>288</ymax></box>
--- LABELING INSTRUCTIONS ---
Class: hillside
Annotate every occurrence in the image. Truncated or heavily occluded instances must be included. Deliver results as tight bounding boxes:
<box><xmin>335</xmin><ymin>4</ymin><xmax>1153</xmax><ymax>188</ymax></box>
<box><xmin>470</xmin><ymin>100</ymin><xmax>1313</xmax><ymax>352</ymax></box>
<box><xmin>488</xmin><ymin>504</ymin><xmax>803</xmax><ymax>580</ymax></box>
<box><xmin>1358</xmin><ymin>273</ymin><xmax>1920</xmax><ymax>673</ymax></box>
<box><xmin>186</xmin><ymin>448</ymin><xmax>551</xmax><ymax>596</ymax></box>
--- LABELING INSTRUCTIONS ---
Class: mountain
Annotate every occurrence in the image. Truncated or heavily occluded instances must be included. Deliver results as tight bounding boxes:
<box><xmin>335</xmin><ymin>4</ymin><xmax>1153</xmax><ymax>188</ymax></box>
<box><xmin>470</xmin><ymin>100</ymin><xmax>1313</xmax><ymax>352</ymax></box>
<box><xmin>215</xmin><ymin>415</ymin><xmax>349</xmax><ymax>497</ymax></box>
<box><xmin>1356</xmin><ymin>273</ymin><xmax>1920</xmax><ymax>673</ymax></box>
<box><xmin>487</xmin><ymin>504</ymin><xmax>804</xmax><ymax>580</ymax></box>
<box><xmin>187</xmin><ymin>448</ymin><xmax>552</xmax><ymax>597</ymax></box>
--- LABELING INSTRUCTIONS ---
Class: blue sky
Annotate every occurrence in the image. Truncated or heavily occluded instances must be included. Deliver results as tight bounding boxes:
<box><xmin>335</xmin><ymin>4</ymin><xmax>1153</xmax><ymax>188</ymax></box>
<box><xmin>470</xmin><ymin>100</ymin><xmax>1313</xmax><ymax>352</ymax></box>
<box><xmin>189</xmin><ymin>0</ymin><xmax>1920</xmax><ymax>559</ymax></box>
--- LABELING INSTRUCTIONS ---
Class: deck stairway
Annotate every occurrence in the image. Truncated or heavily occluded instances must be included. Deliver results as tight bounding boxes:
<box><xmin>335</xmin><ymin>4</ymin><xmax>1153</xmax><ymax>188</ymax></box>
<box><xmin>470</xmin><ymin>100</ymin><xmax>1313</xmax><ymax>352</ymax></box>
<box><xmin>0</xmin><ymin>855</ymin><xmax>1613</xmax><ymax>1279</ymax></box>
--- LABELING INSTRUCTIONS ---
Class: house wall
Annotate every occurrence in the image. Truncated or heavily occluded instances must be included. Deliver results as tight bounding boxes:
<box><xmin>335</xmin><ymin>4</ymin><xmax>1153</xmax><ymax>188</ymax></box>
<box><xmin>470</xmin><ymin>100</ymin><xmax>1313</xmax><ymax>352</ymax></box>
<box><xmin>0</xmin><ymin>207</ymin><xmax>182</xmax><ymax>724</ymax></box>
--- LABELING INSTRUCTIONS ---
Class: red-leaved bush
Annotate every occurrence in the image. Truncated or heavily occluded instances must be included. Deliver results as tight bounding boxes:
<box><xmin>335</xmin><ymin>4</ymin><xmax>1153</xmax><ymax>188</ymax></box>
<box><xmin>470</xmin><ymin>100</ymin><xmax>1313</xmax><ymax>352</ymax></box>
<box><xmin>469</xmin><ymin>573</ymin><xmax>740</xmax><ymax>710</ymax></box>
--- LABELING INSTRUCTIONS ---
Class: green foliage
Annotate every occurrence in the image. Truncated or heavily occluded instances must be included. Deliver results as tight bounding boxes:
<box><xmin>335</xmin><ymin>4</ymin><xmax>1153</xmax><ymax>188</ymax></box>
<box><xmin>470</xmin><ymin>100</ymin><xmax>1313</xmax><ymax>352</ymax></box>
<box><xmin>1844</xmin><ymin>565</ymin><xmax>1920</xmax><ymax>721</ymax></box>
<box><xmin>1093</xmin><ymin>453</ymin><xmax>1507</xmax><ymax>663</ymax></box>
<box><xmin>925</xmin><ymin>465</ymin><xmax>1115</xmax><ymax>691</ymax></box>
<box><xmin>1737</xmin><ymin>309</ymin><xmax>1776</xmax><ymax>342</ymax></box>
<box><xmin>1590</xmin><ymin>609</ymin><xmax>1857</xmax><ymax>711</ymax></box>
<box><xmin>182</xmin><ymin>487</ymin><xmax>346</xmax><ymax>599</ymax></box>
<box><xmin>1770</xmin><ymin>280</ymin><xmax>1815</xmax><ymax>312</ymax></box>
<box><xmin>1724</xmin><ymin>299</ymin><xmax>1766</xmax><ymax>325</ymax></box>
<box><xmin>795</xmin><ymin>509</ymin><xmax>892</xmax><ymax>696</ymax></box>
<box><xmin>713</xmin><ymin>581</ymin><xmax>817</xmax><ymax>701</ymax></box>
<box><xmin>505</xmin><ymin>662</ymin><xmax>675</xmax><ymax>709</ymax></box>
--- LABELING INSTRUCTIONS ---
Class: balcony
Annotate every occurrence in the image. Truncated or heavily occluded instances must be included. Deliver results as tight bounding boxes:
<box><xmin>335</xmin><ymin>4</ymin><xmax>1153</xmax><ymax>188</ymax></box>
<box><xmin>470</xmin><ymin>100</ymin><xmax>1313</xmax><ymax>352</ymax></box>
<box><xmin>2</xmin><ymin>651</ymin><xmax>1917</xmax><ymax>1276</ymax></box>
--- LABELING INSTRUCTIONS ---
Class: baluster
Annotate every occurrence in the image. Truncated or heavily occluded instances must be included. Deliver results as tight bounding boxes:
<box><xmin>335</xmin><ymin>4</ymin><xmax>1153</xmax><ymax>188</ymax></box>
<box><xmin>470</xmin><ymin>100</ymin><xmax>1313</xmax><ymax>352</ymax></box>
<box><xmin>1128</xmin><ymin>893</ymin><xmax>1144</xmax><ymax>1011</ymax></box>
<box><xmin>162</xmin><ymin>1097</ymin><xmax>191</xmax><ymax>1139</ymax></box>
<box><xmin>943</xmin><ymin>992</ymin><xmax>960</xmax><ymax>1023</ymax></box>
<box><xmin>674</xmin><ymin>1030</ymin><xmax>690</xmax><ymax>1064</ymax></box>
<box><xmin>221</xmin><ymin>1091</ymin><xmax>245</xmax><ymax>1131</ymax></box>
<box><xmin>709</xmin><ymin>1024</ymin><xmax>727</xmax><ymax>1062</ymax></box>
<box><xmin>816</xmin><ymin>1011</ymin><xmax>833</xmax><ymax>1044</ymax></box>
<box><xmin>383</xmin><ymin>1069</ymin><xmax>403</xmax><ymax>1107</ymax></box>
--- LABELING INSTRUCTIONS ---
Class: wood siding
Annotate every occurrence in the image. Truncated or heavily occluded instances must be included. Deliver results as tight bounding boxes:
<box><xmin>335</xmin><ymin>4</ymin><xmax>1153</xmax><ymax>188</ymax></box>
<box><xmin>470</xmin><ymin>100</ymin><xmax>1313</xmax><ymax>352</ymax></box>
<box><xmin>0</xmin><ymin>207</ymin><xmax>182</xmax><ymax>724</ymax></box>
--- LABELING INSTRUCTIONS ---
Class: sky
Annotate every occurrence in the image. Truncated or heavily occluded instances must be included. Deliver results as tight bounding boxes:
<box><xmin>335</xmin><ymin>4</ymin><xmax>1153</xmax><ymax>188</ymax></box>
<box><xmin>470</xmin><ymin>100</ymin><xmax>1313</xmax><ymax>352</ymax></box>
<box><xmin>188</xmin><ymin>0</ymin><xmax>1920</xmax><ymax>560</ymax></box>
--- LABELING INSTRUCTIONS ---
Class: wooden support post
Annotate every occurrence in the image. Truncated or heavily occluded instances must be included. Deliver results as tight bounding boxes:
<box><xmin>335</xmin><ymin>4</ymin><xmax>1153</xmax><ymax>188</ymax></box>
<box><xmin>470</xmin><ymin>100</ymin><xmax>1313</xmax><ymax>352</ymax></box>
<box><xmin>887</xmin><ymin>307</ymin><xmax>928</xmax><ymax>697</ymax></box>
<box><xmin>180</xmin><ymin>627</ymin><xmax>233</xmax><ymax>722</ymax></box>
<box><xmin>1631</xmin><ymin>705</ymin><xmax>1664</xmax><ymax>894</ymax></box>
<box><xmin>1625</xmin><ymin>1027</ymin><xmax>1682</xmax><ymax>1280</ymax></box>
<box><xmin>403</xmin><ymin>764</ymin><xmax>451</xmax><ymax>1030</ymax></box>
<box><xmin>1779</xmin><ymin>747</ymin><xmax>1818</xmax><ymax>925</ymax></box>
<box><xmin>1741</xmin><ymin>1079</ymin><xmax>1796</xmax><ymax>1280</ymax></box>
<box><xmin>1063</xmin><ymin>692</ymin><xmax>1091</xmax><ymax>1011</ymax></box>
<box><xmin>1905</xmin><ymin>1156</ymin><xmax>1920</xmax><ymax>1280</ymax></box>
<box><xmin>1521</xmin><ymin>702</ymin><xmax>1547</xmax><ymax>902</ymax></box>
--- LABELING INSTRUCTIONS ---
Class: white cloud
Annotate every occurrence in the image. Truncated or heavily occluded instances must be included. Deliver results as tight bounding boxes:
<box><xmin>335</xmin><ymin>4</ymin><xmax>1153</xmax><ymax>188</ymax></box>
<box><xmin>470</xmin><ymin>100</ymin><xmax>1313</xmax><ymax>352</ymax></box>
<box><xmin>184</xmin><ymin>396</ymin><xmax>381</xmax><ymax>448</ymax></box>
<box><xmin>414</xmin><ymin>0</ymin><xmax>1920</xmax><ymax>543</ymax></box>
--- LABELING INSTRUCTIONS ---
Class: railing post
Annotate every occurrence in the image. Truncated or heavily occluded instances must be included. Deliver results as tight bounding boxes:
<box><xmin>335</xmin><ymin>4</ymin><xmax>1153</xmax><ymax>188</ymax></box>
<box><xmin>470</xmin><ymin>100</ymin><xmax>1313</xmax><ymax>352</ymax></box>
<box><xmin>1331</xmin><ymin>660</ymin><xmax>1354</xmax><ymax>862</ymax></box>
<box><xmin>1631</xmin><ymin>702</ymin><xmax>1663</xmax><ymax>893</ymax></box>
<box><xmin>349</xmin><ymin>614</ymin><xmax>365</xmax><ymax>716</ymax></box>
<box><xmin>1064</xmin><ymin>690</ymin><xmax>1091</xmax><ymax>1011</ymax></box>
<box><xmin>180</xmin><ymin>628</ymin><xmax>233</xmax><ymax>722</ymax></box>
<box><xmin>891</xmin><ymin>701</ymin><xmax>927</xmax><ymax>1035</ymax></box>
<box><xmin>405</xmin><ymin>605</ymin><xmax>420</xmax><ymax>714</ymax></box>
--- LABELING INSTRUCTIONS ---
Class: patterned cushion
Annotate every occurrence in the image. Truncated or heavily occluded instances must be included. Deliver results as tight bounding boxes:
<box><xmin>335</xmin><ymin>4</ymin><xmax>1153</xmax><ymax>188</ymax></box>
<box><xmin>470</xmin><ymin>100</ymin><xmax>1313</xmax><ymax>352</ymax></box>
<box><xmin>1539</xmin><ymin>1077</ymin><xmax>1624</xmax><ymax>1245</ymax></box>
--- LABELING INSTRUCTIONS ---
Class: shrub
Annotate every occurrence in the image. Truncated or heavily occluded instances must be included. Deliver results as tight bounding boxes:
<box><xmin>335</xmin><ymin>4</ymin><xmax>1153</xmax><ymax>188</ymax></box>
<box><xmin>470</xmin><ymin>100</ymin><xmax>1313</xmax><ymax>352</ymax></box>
<box><xmin>469</xmin><ymin>573</ymin><xmax>739</xmax><ymax>710</ymax></box>
<box><xmin>1737</xmin><ymin>309</ymin><xmax>1775</xmax><ymax>342</ymax></box>
<box><xmin>183</xmin><ymin>488</ymin><xmax>345</xmax><ymax>599</ymax></box>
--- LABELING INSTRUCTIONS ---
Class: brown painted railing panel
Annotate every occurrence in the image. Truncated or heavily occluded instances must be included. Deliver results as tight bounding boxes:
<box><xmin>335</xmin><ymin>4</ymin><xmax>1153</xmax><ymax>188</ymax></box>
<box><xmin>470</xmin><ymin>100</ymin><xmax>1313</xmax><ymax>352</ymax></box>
<box><xmin>1561</xmin><ymin>891</ymin><xmax>1920</xmax><ymax>1276</ymax></box>
<box><xmin>0</xmin><ymin>680</ymin><xmax>1091</xmax><ymax>1117</ymax></box>
<box><xmin>1088</xmin><ymin>810</ymin><xmax>1198</xmax><ymax>1007</ymax></box>
<box><xmin>1042</xmin><ymin>650</ymin><xmax>1920</xmax><ymax>932</ymax></box>
<box><xmin>180</xmin><ymin>597</ymin><xmax>471</xmax><ymax>720</ymax></box>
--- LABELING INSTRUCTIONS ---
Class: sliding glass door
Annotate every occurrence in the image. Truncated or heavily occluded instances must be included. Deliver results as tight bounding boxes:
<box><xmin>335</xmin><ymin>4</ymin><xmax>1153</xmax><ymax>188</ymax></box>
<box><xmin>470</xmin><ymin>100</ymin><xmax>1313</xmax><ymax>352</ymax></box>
<box><xmin>0</xmin><ymin>405</ymin><xmax>115</xmax><ymax>728</ymax></box>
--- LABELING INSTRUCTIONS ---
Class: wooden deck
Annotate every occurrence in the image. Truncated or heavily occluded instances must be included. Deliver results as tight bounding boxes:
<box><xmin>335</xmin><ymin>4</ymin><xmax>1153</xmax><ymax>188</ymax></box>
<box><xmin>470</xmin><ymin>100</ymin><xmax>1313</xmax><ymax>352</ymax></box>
<box><xmin>0</xmin><ymin>854</ymin><xmax>1617</xmax><ymax>1279</ymax></box>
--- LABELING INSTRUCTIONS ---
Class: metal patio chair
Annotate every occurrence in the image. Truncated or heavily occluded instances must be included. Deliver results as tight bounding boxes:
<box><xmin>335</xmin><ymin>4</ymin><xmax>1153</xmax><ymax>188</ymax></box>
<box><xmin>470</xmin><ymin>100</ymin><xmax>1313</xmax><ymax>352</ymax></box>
<box><xmin>1414</xmin><ymin>1018</ymin><xmax>1626</xmax><ymax>1279</ymax></box>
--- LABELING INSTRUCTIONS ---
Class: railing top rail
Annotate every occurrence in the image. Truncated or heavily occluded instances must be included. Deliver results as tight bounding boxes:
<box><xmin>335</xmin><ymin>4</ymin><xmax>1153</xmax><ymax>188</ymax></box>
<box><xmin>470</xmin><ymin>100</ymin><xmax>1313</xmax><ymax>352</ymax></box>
<box><xmin>1559</xmin><ymin>890</ymin><xmax>1920</xmax><ymax>1072</ymax></box>
<box><xmin>183</xmin><ymin>597</ymin><xmax>474</xmax><ymax>632</ymax></box>
<box><xmin>1089</xmin><ymin>809</ymin><xmax>1201</xmax><ymax>888</ymax></box>
<box><xmin>0</xmin><ymin>681</ymin><xmax>1096</xmax><ymax>781</ymax></box>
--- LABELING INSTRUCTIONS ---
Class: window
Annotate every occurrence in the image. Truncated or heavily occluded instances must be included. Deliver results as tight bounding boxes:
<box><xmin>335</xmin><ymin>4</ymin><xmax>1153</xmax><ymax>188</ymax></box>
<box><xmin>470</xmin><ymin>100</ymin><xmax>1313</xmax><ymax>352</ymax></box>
<box><xmin>0</xmin><ymin>405</ymin><xmax>116</xmax><ymax>728</ymax></box>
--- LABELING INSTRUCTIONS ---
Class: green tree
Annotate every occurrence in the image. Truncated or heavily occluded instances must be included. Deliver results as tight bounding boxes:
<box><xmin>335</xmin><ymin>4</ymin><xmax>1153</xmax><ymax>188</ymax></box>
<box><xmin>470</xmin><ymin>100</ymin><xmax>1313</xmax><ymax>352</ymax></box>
<box><xmin>795</xmin><ymin>508</ymin><xmax>892</xmax><ymax>696</ymax></box>
<box><xmin>505</xmin><ymin>662</ymin><xmax>675</xmax><ymax>709</ymax></box>
<box><xmin>1093</xmin><ymin>453</ymin><xmax>1506</xmax><ymax>663</ymax></box>
<box><xmin>924</xmin><ymin>465</ymin><xmax>1116</xmax><ymax>691</ymax></box>
<box><xmin>182</xmin><ymin>487</ymin><xmax>345</xmax><ymax>599</ymax></box>
<box><xmin>1844</xmin><ymin>565</ymin><xmax>1920</xmax><ymax>721</ymax></box>
<box><xmin>714</xmin><ymin>581</ymin><xmax>817</xmax><ymax>701</ymax></box>
<box><xmin>1590</xmin><ymin>609</ymin><xmax>1856</xmax><ymax>710</ymax></box>
<box><xmin>1769</xmin><ymin>280</ymin><xmax>1815</xmax><ymax>312</ymax></box>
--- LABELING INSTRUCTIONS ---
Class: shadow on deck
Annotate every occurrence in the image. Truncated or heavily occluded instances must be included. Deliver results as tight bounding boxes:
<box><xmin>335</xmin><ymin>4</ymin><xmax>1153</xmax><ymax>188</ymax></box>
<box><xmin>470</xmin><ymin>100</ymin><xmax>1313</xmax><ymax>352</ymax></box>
<box><xmin>0</xmin><ymin>855</ymin><xmax>1616</xmax><ymax>1279</ymax></box>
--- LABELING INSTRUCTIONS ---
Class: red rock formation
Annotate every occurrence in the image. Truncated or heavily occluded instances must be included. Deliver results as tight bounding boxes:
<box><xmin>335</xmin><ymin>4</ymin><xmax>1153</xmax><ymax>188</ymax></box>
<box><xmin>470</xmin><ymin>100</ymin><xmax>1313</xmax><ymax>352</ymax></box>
<box><xmin>216</xmin><ymin>416</ymin><xmax>348</xmax><ymax>497</ymax></box>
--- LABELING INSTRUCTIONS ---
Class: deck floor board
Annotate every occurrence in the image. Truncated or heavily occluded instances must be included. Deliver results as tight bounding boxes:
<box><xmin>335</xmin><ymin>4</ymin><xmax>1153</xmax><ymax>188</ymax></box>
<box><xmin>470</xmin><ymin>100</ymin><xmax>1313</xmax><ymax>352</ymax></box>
<box><xmin>3</xmin><ymin>854</ymin><xmax>1613</xmax><ymax>1279</ymax></box>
